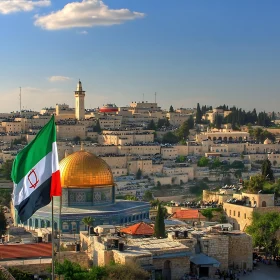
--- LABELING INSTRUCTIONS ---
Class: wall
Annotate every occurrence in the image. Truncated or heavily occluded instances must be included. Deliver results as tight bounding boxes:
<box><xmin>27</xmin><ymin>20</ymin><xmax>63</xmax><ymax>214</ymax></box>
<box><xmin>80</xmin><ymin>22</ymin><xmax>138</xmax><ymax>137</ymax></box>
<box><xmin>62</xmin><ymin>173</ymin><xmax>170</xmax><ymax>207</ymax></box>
<box><xmin>228</xmin><ymin>234</ymin><xmax>253</xmax><ymax>270</ymax></box>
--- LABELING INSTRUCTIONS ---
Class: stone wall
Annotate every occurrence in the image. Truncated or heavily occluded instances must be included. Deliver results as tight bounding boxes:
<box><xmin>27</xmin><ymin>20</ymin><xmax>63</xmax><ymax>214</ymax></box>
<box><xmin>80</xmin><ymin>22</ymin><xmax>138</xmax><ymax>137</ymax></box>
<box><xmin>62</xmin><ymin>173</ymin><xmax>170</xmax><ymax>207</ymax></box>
<box><xmin>153</xmin><ymin>257</ymin><xmax>190</xmax><ymax>280</ymax></box>
<box><xmin>57</xmin><ymin>251</ymin><xmax>90</xmax><ymax>268</ymax></box>
<box><xmin>7</xmin><ymin>264</ymin><xmax>51</xmax><ymax>276</ymax></box>
<box><xmin>200</xmin><ymin>235</ymin><xmax>229</xmax><ymax>270</ymax></box>
<box><xmin>228</xmin><ymin>234</ymin><xmax>253</xmax><ymax>270</ymax></box>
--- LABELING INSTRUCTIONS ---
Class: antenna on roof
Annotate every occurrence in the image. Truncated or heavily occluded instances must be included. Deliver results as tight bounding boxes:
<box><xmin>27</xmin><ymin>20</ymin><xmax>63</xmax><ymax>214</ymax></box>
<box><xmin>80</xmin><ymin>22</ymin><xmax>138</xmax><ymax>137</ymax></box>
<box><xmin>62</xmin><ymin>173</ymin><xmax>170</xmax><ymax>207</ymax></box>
<box><xmin>142</xmin><ymin>93</ymin><xmax>144</xmax><ymax>102</ymax></box>
<box><xmin>19</xmin><ymin>87</ymin><xmax>22</xmax><ymax>115</ymax></box>
<box><xmin>155</xmin><ymin>92</ymin><xmax>157</xmax><ymax>103</ymax></box>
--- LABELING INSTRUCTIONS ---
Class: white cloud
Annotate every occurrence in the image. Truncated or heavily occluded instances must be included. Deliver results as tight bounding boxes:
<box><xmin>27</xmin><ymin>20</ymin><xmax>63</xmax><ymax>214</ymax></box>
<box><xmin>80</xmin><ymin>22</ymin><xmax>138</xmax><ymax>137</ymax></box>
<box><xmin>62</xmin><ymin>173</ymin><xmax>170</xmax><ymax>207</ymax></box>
<box><xmin>48</xmin><ymin>76</ymin><xmax>71</xmax><ymax>82</ymax></box>
<box><xmin>0</xmin><ymin>0</ymin><xmax>50</xmax><ymax>15</ymax></box>
<box><xmin>34</xmin><ymin>0</ymin><xmax>145</xmax><ymax>30</ymax></box>
<box><xmin>77</xmin><ymin>30</ymin><xmax>88</xmax><ymax>35</ymax></box>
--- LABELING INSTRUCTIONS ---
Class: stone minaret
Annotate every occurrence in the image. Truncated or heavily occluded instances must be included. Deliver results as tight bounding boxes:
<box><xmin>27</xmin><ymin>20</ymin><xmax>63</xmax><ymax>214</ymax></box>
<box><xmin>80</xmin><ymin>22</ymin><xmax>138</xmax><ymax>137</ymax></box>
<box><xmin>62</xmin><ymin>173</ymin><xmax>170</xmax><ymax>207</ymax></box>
<box><xmin>74</xmin><ymin>79</ymin><xmax>85</xmax><ymax>120</ymax></box>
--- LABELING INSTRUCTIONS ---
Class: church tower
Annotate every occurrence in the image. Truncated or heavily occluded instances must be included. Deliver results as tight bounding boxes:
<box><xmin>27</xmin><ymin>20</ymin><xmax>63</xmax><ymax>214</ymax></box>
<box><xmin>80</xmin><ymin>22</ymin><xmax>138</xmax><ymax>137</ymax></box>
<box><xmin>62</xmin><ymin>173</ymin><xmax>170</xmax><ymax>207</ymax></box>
<box><xmin>74</xmin><ymin>80</ymin><xmax>85</xmax><ymax>120</ymax></box>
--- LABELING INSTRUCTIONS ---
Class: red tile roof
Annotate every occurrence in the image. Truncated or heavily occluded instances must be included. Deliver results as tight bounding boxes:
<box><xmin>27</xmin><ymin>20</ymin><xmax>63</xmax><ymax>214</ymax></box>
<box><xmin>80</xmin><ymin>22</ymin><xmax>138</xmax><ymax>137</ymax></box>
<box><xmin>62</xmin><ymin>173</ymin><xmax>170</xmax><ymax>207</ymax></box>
<box><xmin>0</xmin><ymin>243</ymin><xmax>52</xmax><ymax>260</ymax></box>
<box><xmin>120</xmin><ymin>222</ymin><xmax>154</xmax><ymax>235</ymax></box>
<box><xmin>171</xmin><ymin>209</ymin><xmax>206</xmax><ymax>220</ymax></box>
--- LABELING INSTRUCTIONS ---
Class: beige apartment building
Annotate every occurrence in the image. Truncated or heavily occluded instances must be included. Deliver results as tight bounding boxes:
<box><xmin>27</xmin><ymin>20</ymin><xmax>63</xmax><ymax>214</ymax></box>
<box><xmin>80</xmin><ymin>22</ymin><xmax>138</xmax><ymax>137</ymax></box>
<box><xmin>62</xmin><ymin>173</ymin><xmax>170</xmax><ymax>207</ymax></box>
<box><xmin>224</xmin><ymin>192</ymin><xmax>278</xmax><ymax>231</ymax></box>
<box><xmin>56</xmin><ymin>123</ymin><xmax>86</xmax><ymax>139</ymax></box>
<box><xmin>99</xmin><ymin>118</ymin><xmax>121</xmax><ymax>130</ymax></box>
<box><xmin>1</xmin><ymin>121</ymin><xmax>22</xmax><ymax>133</ymax></box>
<box><xmin>196</xmin><ymin>130</ymin><xmax>249</xmax><ymax>142</ymax></box>
<box><xmin>55</xmin><ymin>104</ymin><xmax>75</xmax><ymax>120</ymax></box>
<box><xmin>117</xmin><ymin>145</ymin><xmax>161</xmax><ymax>156</ymax></box>
<box><xmin>166</xmin><ymin>112</ymin><xmax>191</xmax><ymax>126</ymax></box>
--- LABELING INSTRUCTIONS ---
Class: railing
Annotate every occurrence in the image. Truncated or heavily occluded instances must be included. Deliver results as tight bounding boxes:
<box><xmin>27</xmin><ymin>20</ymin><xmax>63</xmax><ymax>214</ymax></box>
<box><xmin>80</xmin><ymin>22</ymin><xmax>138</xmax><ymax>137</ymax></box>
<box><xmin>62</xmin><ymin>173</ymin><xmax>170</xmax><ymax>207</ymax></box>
<box><xmin>0</xmin><ymin>258</ymin><xmax>52</xmax><ymax>266</ymax></box>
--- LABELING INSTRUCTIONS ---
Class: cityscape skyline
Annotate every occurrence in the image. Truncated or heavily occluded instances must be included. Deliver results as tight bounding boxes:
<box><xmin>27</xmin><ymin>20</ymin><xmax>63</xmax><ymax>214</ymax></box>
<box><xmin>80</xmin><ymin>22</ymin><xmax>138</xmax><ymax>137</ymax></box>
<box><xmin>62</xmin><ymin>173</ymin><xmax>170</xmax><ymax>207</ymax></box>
<box><xmin>1</xmin><ymin>0</ymin><xmax>280</xmax><ymax>113</ymax></box>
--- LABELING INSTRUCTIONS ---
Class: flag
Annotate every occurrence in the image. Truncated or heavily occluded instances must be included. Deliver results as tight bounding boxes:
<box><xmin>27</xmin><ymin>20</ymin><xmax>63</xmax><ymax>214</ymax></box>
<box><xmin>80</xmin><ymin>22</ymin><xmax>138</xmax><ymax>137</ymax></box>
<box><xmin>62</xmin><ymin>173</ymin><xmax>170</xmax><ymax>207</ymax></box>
<box><xmin>12</xmin><ymin>115</ymin><xmax>61</xmax><ymax>222</ymax></box>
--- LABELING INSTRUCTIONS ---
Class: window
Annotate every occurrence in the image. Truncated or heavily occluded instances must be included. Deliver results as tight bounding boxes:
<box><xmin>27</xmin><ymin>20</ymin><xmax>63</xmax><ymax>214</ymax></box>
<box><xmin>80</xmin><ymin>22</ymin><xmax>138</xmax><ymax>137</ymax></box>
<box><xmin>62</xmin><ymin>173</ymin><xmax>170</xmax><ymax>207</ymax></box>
<box><xmin>238</xmin><ymin>211</ymin><xmax>240</xmax><ymax>218</ymax></box>
<box><xmin>229</xmin><ymin>210</ymin><xmax>231</xmax><ymax>215</ymax></box>
<box><xmin>244</xmin><ymin>213</ymin><xmax>246</xmax><ymax>219</ymax></box>
<box><xmin>233</xmin><ymin>211</ymin><xmax>236</xmax><ymax>216</ymax></box>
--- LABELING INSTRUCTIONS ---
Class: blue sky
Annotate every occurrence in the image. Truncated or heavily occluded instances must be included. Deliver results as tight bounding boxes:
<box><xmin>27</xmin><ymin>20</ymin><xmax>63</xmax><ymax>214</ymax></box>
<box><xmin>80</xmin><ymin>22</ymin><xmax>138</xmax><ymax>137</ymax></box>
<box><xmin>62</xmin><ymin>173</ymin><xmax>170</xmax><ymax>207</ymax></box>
<box><xmin>1</xmin><ymin>0</ymin><xmax>280</xmax><ymax>113</ymax></box>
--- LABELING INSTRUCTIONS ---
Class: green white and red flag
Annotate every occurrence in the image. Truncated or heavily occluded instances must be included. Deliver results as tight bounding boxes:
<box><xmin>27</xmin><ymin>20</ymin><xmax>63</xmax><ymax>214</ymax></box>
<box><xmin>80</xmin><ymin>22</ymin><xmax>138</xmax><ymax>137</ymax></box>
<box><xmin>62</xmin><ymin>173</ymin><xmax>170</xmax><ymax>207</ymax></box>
<box><xmin>11</xmin><ymin>115</ymin><xmax>61</xmax><ymax>222</ymax></box>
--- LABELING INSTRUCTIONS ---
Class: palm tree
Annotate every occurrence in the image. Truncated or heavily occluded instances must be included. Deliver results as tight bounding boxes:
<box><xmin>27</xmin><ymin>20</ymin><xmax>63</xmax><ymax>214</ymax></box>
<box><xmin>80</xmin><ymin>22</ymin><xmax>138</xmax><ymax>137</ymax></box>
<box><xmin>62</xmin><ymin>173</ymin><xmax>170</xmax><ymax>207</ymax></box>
<box><xmin>82</xmin><ymin>216</ymin><xmax>93</xmax><ymax>236</ymax></box>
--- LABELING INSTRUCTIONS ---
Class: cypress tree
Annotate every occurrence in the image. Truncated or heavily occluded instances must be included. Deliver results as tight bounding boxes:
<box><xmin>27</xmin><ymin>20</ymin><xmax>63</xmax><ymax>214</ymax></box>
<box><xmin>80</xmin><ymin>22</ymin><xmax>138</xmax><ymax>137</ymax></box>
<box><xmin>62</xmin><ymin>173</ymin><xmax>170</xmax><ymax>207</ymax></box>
<box><xmin>154</xmin><ymin>204</ymin><xmax>165</xmax><ymax>238</ymax></box>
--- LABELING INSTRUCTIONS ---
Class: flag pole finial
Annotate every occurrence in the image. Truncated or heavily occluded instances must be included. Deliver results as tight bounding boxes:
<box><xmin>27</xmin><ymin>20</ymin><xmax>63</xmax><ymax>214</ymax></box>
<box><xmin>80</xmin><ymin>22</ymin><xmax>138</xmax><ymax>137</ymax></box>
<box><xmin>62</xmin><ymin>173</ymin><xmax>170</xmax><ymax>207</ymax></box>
<box><xmin>81</xmin><ymin>142</ymin><xmax>84</xmax><ymax>151</ymax></box>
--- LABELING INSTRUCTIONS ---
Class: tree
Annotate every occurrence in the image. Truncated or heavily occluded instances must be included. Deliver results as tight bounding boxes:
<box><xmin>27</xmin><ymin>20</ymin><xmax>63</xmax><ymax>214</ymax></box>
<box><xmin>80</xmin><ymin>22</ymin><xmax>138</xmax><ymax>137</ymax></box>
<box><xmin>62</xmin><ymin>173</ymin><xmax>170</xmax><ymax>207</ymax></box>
<box><xmin>196</xmin><ymin>103</ymin><xmax>202</xmax><ymax>124</ymax></box>
<box><xmin>187</xmin><ymin>115</ymin><xmax>194</xmax><ymax>129</ymax></box>
<box><xmin>162</xmin><ymin>132</ymin><xmax>179</xmax><ymax>144</ymax></box>
<box><xmin>73</xmin><ymin>136</ymin><xmax>81</xmax><ymax>144</ymax></box>
<box><xmin>176</xmin><ymin>121</ymin><xmax>189</xmax><ymax>142</ymax></box>
<box><xmin>157</xmin><ymin>118</ymin><xmax>170</xmax><ymax>129</ymax></box>
<box><xmin>136</xmin><ymin>168</ymin><xmax>142</xmax><ymax>180</ymax></box>
<box><xmin>246</xmin><ymin>212</ymin><xmax>280</xmax><ymax>255</ymax></box>
<box><xmin>93</xmin><ymin>120</ymin><xmax>101</xmax><ymax>132</ymax></box>
<box><xmin>154</xmin><ymin>204</ymin><xmax>165</xmax><ymax>238</ymax></box>
<box><xmin>143</xmin><ymin>190</ymin><xmax>153</xmax><ymax>202</ymax></box>
<box><xmin>0</xmin><ymin>209</ymin><xmax>6</xmax><ymax>234</ymax></box>
<box><xmin>147</xmin><ymin>120</ymin><xmax>156</xmax><ymax>130</ymax></box>
<box><xmin>261</xmin><ymin>159</ymin><xmax>274</xmax><ymax>181</ymax></box>
<box><xmin>82</xmin><ymin>216</ymin><xmax>93</xmax><ymax>236</ymax></box>
<box><xmin>197</xmin><ymin>157</ymin><xmax>209</xmax><ymax>167</ymax></box>
<box><xmin>2</xmin><ymin>160</ymin><xmax>13</xmax><ymax>181</ymax></box>
<box><xmin>201</xmin><ymin>208</ymin><xmax>214</xmax><ymax>221</ymax></box>
<box><xmin>244</xmin><ymin>174</ymin><xmax>265</xmax><ymax>193</ymax></box>
<box><xmin>169</xmin><ymin>105</ymin><xmax>174</xmax><ymax>113</ymax></box>
<box><xmin>55</xmin><ymin>259</ymin><xmax>87</xmax><ymax>280</ymax></box>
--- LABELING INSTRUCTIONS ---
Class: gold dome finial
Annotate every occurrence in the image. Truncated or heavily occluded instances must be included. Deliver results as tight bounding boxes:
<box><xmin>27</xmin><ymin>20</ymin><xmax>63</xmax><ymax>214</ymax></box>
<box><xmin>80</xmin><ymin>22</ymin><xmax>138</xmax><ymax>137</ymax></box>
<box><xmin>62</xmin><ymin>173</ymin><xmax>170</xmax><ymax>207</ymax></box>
<box><xmin>81</xmin><ymin>142</ymin><xmax>84</xmax><ymax>151</ymax></box>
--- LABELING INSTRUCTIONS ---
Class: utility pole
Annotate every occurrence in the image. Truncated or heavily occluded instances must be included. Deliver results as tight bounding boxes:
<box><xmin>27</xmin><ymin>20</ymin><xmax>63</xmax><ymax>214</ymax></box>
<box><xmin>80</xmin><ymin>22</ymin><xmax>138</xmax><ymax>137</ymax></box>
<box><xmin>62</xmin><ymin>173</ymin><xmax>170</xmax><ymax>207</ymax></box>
<box><xmin>19</xmin><ymin>87</ymin><xmax>22</xmax><ymax>115</ymax></box>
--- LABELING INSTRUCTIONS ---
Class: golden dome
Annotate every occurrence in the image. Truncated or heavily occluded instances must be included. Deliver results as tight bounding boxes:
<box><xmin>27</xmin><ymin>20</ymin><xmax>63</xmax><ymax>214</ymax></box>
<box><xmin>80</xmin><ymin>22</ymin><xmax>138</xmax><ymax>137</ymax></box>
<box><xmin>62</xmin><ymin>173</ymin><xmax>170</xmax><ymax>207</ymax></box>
<box><xmin>59</xmin><ymin>151</ymin><xmax>114</xmax><ymax>188</ymax></box>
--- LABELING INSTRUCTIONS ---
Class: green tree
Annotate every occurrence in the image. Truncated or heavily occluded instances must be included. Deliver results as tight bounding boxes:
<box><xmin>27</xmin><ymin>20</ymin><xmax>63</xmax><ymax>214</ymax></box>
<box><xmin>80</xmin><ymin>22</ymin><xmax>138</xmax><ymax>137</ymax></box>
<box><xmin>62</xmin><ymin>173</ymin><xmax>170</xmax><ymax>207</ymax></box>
<box><xmin>55</xmin><ymin>259</ymin><xmax>87</xmax><ymax>280</ymax></box>
<box><xmin>200</xmin><ymin>208</ymin><xmax>214</xmax><ymax>221</ymax></box>
<box><xmin>105</xmin><ymin>262</ymin><xmax>150</xmax><ymax>280</ymax></box>
<box><xmin>143</xmin><ymin>190</ymin><xmax>153</xmax><ymax>202</ymax></box>
<box><xmin>73</xmin><ymin>136</ymin><xmax>81</xmax><ymax>144</ymax></box>
<box><xmin>0</xmin><ymin>209</ymin><xmax>6</xmax><ymax>234</ymax></box>
<box><xmin>162</xmin><ymin>132</ymin><xmax>179</xmax><ymax>144</ymax></box>
<box><xmin>157</xmin><ymin>118</ymin><xmax>170</xmax><ymax>129</ymax></box>
<box><xmin>261</xmin><ymin>159</ymin><xmax>274</xmax><ymax>181</ymax></box>
<box><xmin>136</xmin><ymin>168</ymin><xmax>142</xmax><ymax>180</ymax></box>
<box><xmin>187</xmin><ymin>115</ymin><xmax>194</xmax><ymax>129</ymax></box>
<box><xmin>2</xmin><ymin>160</ymin><xmax>13</xmax><ymax>181</ymax></box>
<box><xmin>93</xmin><ymin>120</ymin><xmax>102</xmax><ymax>132</ymax></box>
<box><xmin>244</xmin><ymin>174</ymin><xmax>265</xmax><ymax>193</ymax></box>
<box><xmin>176</xmin><ymin>121</ymin><xmax>189</xmax><ymax>141</ymax></box>
<box><xmin>246</xmin><ymin>212</ymin><xmax>280</xmax><ymax>255</ymax></box>
<box><xmin>196</xmin><ymin>103</ymin><xmax>202</xmax><ymax>124</ymax></box>
<box><xmin>8</xmin><ymin>267</ymin><xmax>33</xmax><ymax>280</ymax></box>
<box><xmin>147</xmin><ymin>120</ymin><xmax>156</xmax><ymax>130</ymax></box>
<box><xmin>189</xmin><ymin>181</ymin><xmax>209</xmax><ymax>197</ymax></box>
<box><xmin>154</xmin><ymin>204</ymin><xmax>165</xmax><ymax>238</ymax></box>
<box><xmin>197</xmin><ymin>157</ymin><xmax>209</xmax><ymax>167</ymax></box>
<box><xmin>169</xmin><ymin>105</ymin><xmax>174</xmax><ymax>113</ymax></box>
<box><xmin>175</xmin><ymin>155</ymin><xmax>186</xmax><ymax>163</ymax></box>
<box><xmin>82</xmin><ymin>216</ymin><xmax>93</xmax><ymax>236</ymax></box>
<box><xmin>0</xmin><ymin>189</ymin><xmax>12</xmax><ymax>207</ymax></box>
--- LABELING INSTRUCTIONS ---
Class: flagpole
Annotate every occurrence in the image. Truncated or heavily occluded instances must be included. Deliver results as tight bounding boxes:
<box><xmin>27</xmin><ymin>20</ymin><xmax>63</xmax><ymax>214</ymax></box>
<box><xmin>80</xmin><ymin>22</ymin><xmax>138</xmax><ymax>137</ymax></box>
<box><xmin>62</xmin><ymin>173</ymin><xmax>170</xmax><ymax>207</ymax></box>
<box><xmin>52</xmin><ymin>198</ymin><xmax>55</xmax><ymax>280</ymax></box>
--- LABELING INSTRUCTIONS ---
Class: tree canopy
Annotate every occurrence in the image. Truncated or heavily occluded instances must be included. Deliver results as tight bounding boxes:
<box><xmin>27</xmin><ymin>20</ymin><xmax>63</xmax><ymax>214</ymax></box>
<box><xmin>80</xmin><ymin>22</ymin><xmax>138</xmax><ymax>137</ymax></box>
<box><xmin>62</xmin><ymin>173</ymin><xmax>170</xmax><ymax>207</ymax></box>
<box><xmin>154</xmin><ymin>204</ymin><xmax>165</xmax><ymax>238</ymax></box>
<box><xmin>176</xmin><ymin>121</ymin><xmax>189</xmax><ymax>142</ymax></box>
<box><xmin>169</xmin><ymin>105</ymin><xmax>174</xmax><ymax>113</ymax></box>
<box><xmin>55</xmin><ymin>259</ymin><xmax>150</xmax><ymax>280</ymax></box>
<box><xmin>261</xmin><ymin>159</ymin><xmax>274</xmax><ymax>181</ymax></box>
<box><xmin>162</xmin><ymin>132</ymin><xmax>179</xmax><ymax>144</ymax></box>
<box><xmin>246</xmin><ymin>212</ymin><xmax>280</xmax><ymax>255</ymax></box>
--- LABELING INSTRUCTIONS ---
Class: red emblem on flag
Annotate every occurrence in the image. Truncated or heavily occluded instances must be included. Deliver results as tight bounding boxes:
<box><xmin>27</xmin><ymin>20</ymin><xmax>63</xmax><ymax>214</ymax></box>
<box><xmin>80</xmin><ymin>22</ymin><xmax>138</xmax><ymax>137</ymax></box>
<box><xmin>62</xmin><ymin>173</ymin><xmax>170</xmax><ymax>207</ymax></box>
<box><xmin>28</xmin><ymin>169</ymin><xmax>39</xmax><ymax>189</ymax></box>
